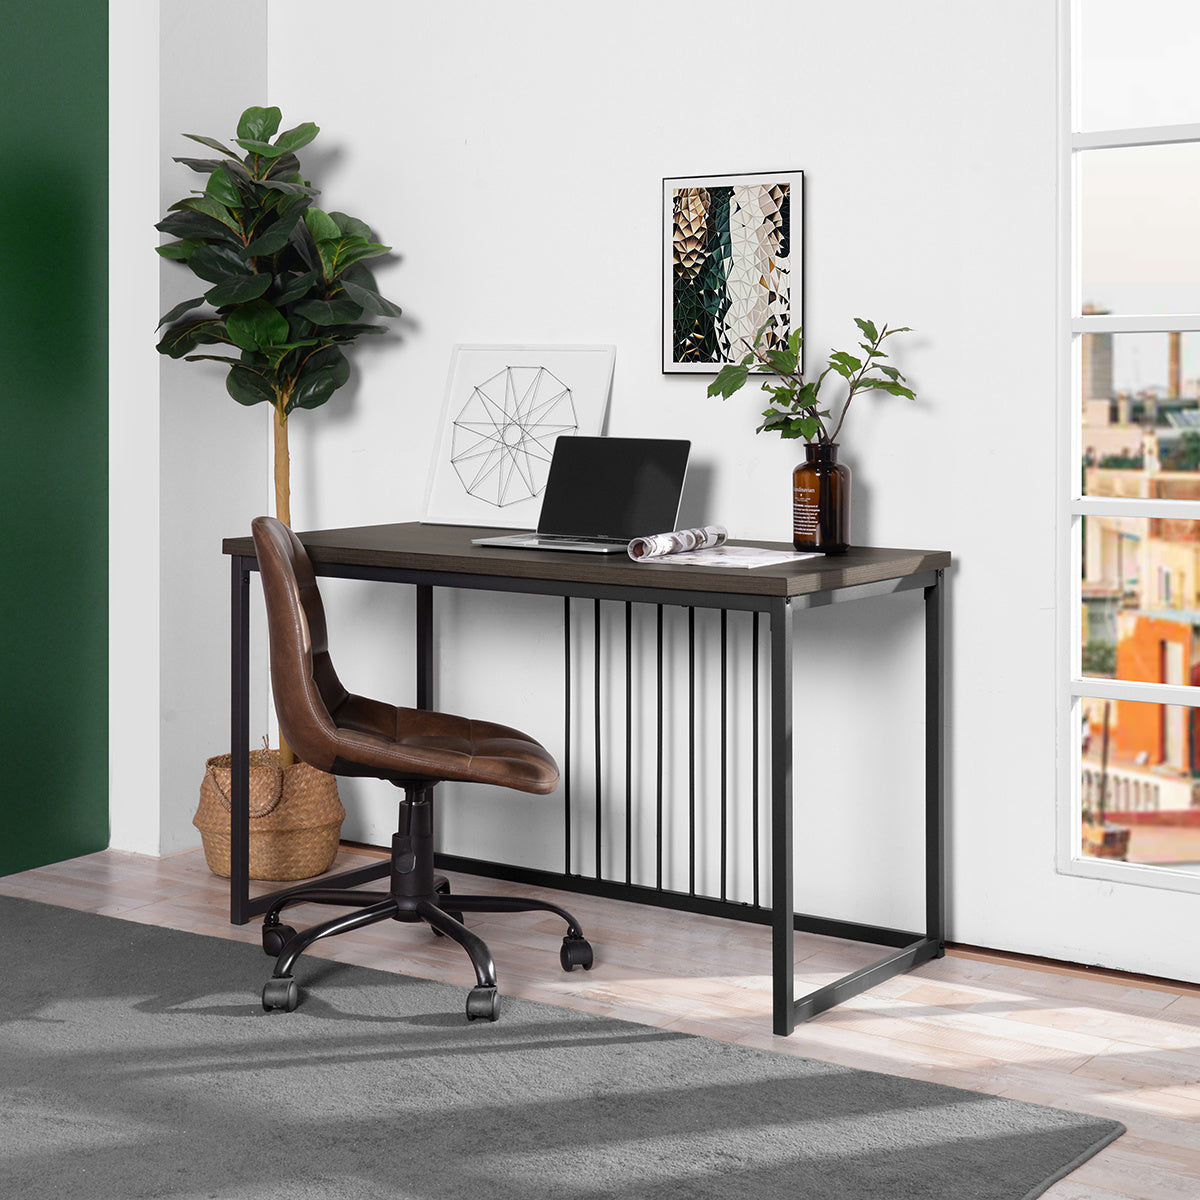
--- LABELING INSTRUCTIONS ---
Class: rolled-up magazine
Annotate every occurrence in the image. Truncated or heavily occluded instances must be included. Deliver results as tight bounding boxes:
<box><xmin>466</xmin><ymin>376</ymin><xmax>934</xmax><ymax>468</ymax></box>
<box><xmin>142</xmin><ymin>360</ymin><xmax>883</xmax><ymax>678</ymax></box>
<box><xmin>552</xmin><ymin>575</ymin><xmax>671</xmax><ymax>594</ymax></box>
<box><xmin>628</xmin><ymin>524</ymin><xmax>728</xmax><ymax>561</ymax></box>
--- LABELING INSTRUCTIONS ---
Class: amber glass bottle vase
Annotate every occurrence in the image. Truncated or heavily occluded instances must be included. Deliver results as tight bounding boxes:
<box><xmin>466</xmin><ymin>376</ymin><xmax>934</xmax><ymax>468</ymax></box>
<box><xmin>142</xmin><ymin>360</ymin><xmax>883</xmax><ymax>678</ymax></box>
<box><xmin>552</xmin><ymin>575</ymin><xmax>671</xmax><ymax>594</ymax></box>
<box><xmin>792</xmin><ymin>442</ymin><xmax>850</xmax><ymax>554</ymax></box>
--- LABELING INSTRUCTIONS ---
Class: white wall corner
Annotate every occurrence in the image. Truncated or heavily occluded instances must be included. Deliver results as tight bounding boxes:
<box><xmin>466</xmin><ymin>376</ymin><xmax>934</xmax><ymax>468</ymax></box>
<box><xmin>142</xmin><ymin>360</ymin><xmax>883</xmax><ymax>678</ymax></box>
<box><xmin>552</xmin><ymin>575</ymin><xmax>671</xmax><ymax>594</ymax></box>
<box><xmin>108</xmin><ymin>0</ymin><xmax>162</xmax><ymax>855</ymax></box>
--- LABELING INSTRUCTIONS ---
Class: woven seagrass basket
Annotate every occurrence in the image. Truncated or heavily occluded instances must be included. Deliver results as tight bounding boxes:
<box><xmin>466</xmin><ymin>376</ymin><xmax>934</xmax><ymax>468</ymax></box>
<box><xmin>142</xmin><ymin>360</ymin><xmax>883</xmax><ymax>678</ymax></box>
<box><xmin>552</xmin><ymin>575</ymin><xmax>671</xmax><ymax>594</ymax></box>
<box><xmin>193</xmin><ymin>748</ymin><xmax>345</xmax><ymax>881</ymax></box>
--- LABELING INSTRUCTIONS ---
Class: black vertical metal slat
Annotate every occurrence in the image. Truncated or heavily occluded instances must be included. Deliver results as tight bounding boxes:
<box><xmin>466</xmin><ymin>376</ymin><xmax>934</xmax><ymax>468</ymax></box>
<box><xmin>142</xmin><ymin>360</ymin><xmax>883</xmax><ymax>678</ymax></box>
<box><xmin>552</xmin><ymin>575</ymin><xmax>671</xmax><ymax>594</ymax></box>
<box><xmin>688</xmin><ymin>607</ymin><xmax>696</xmax><ymax>896</ymax></box>
<box><xmin>720</xmin><ymin>609</ymin><xmax>728</xmax><ymax>902</ymax></box>
<box><xmin>594</xmin><ymin>598</ymin><xmax>603</xmax><ymax>881</ymax></box>
<box><xmin>769</xmin><ymin>596</ymin><xmax>795</xmax><ymax>1037</ymax></box>
<box><xmin>656</xmin><ymin>604</ymin><xmax>664</xmax><ymax>891</ymax></box>
<box><xmin>415</xmin><ymin>584</ymin><xmax>434</xmax><ymax>710</ymax></box>
<box><xmin>230</xmin><ymin>556</ymin><xmax>251</xmax><ymax>925</ymax></box>
<box><xmin>564</xmin><ymin>596</ymin><xmax>572</xmax><ymax>876</ymax></box>
<box><xmin>752</xmin><ymin>610</ymin><xmax>761</xmax><ymax>909</ymax></box>
<box><xmin>925</xmin><ymin>570</ymin><xmax>947</xmax><ymax>951</ymax></box>
<box><xmin>625</xmin><ymin>601</ymin><xmax>633</xmax><ymax>887</ymax></box>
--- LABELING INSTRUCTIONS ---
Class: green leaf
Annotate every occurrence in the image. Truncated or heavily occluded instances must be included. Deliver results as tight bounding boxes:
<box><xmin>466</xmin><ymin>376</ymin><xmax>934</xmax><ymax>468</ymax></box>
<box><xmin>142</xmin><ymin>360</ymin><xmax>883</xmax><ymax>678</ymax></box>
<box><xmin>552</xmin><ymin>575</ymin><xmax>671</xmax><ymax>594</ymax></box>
<box><xmin>751</xmin><ymin>318</ymin><xmax>777</xmax><ymax>349</ymax></box>
<box><xmin>316</xmin><ymin>236</ymin><xmax>390</xmax><ymax>280</ymax></box>
<box><xmin>155</xmin><ymin>318</ymin><xmax>230</xmax><ymax>358</ymax></box>
<box><xmin>317</xmin><ymin>323</ymin><xmax>386</xmax><ymax>342</ymax></box>
<box><xmin>764</xmin><ymin>348</ymin><xmax>799</xmax><ymax>375</ymax></box>
<box><xmin>828</xmin><ymin>352</ymin><xmax>862</xmax><ymax>379</ymax></box>
<box><xmin>173</xmin><ymin>156</ymin><xmax>226</xmax><ymax>175</ymax></box>
<box><xmin>234</xmin><ymin>136</ymin><xmax>285</xmax><ymax>160</ymax></box>
<box><xmin>171</xmin><ymin>194</ymin><xmax>243</xmax><ymax>236</ymax></box>
<box><xmin>293</xmin><ymin>298</ymin><xmax>364</xmax><ymax>326</ymax></box>
<box><xmin>155</xmin><ymin>238</ymin><xmax>202</xmax><ymax>261</ymax></box>
<box><xmin>264</xmin><ymin>153</ymin><xmax>302</xmax><ymax>180</ymax></box>
<box><xmin>877</xmin><ymin>364</ymin><xmax>905</xmax><ymax>382</ymax></box>
<box><xmin>853</xmin><ymin>317</ymin><xmax>879</xmax><ymax>343</ymax></box>
<box><xmin>272</xmin><ymin>122</ymin><xmax>320</xmax><ymax>156</ymax></box>
<box><xmin>338</xmin><ymin>277</ymin><xmax>403</xmax><ymax>318</ymax></box>
<box><xmin>287</xmin><ymin>347</ymin><xmax>350</xmax><ymax>413</ymax></box>
<box><xmin>226</xmin><ymin>364</ymin><xmax>277</xmax><ymax>407</ymax></box>
<box><xmin>274</xmin><ymin>269</ymin><xmax>321</xmax><ymax>305</ymax></box>
<box><xmin>237</xmin><ymin>106</ymin><xmax>282</xmax><ymax>142</ymax></box>
<box><xmin>235</xmin><ymin>122</ymin><xmax>319</xmax><ymax>162</ymax></box>
<box><xmin>329</xmin><ymin>211</ymin><xmax>372</xmax><ymax>239</ymax></box>
<box><xmin>707</xmin><ymin>364</ymin><xmax>749</xmax><ymax>399</ymax></box>
<box><xmin>258</xmin><ymin>177</ymin><xmax>318</xmax><ymax>196</ymax></box>
<box><xmin>205</xmin><ymin>273</ymin><xmax>273</xmax><ymax>307</ymax></box>
<box><xmin>244</xmin><ymin>208</ymin><xmax>308</xmax><ymax>256</ymax></box>
<box><xmin>205</xmin><ymin>166</ymin><xmax>242</xmax><ymax>208</ymax></box>
<box><xmin>304</xmin><ymin>208</ymin><xmax>341</xmax><ymax>242</ymax></box>
<box><xmin>157</xmin><ymin>295</ymin><xmax>206</xmax><ymax>328</ymax></box>
<box><xmin>866</xmin><ymin>380</ymin><xmax>916</xmax><ymax>399</ymax></box>
<box><xmin>182</xmin><ymin>133</ymin><xmax>242</xmax><ymax>158</ymax></box>
<box><xmin>225</xmin><ymin>299</ymin><xmax>290</xmax><ymax>352</ymax></box>
<box><xmin>155</xmin><ymin>209</ymin><xmax>241</xmax><ymax>245</ymax></box>
<box><xmin>187</xmin><ymin>243</ymin><xmax>253</xmax><ymax>284</ymax></box>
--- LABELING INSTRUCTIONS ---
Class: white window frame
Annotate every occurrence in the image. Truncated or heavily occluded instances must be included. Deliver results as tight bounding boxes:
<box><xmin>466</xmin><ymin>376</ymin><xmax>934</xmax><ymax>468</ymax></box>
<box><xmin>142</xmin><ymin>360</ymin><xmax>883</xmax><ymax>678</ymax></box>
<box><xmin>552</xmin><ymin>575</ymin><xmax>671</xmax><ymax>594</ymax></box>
<box><xmin>1057</xmin><ymin>0</ymin><xmax>1200</xmax><ymax>893</ymax></box>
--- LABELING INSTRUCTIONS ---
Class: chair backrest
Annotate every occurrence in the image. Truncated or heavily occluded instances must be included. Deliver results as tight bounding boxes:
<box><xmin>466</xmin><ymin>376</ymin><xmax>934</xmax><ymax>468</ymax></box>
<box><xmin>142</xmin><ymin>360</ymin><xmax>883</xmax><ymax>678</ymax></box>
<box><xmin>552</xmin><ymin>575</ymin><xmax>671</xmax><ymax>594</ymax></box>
<box><xmin>250</xmin><ymin>516</ymin><xmax>350</xmax><ymax>772</ymax></box>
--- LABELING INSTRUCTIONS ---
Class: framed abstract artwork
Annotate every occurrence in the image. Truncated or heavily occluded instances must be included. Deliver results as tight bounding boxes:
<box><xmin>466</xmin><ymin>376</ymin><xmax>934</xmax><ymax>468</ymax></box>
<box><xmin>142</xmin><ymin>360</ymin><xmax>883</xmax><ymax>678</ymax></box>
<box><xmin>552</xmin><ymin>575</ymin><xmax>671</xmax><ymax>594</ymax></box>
<box><xmin>662</xmin><ymin>170</ymin><xmax>804</xmax><ymax>374</ymax></box>
<box><xmin>422</xmin><ymin>344</ymin><xmax>615</xmax><ymax>528</ymax></box>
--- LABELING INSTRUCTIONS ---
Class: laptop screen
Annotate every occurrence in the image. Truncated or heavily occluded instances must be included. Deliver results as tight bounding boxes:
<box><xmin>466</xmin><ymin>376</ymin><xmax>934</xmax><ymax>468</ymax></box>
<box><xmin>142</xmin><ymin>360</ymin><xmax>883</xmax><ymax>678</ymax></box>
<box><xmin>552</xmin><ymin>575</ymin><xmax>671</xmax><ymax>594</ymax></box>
<box><xmin>537</xmin><ymin>437</ymin><xmax>690</xmax><ymax>539</ymax></box>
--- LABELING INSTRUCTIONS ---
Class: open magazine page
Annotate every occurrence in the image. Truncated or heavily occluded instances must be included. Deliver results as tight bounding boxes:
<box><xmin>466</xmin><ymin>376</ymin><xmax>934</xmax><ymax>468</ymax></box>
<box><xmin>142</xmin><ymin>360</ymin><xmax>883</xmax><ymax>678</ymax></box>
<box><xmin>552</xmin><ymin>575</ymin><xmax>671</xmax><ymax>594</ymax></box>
<box><xmin>628</xmin><ymin>525</ymin><xmax>820</xmax><ymax>569</ymax></box>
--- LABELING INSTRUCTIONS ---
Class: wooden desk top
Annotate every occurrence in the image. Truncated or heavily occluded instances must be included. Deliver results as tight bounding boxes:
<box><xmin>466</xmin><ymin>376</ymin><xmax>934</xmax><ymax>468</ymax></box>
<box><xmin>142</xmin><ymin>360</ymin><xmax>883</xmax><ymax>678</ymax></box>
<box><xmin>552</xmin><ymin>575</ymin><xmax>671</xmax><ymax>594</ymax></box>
<box><xmin>223</xmin><ymin>522</ymin><xmax>950</xmax><ymax>600</ymax></box>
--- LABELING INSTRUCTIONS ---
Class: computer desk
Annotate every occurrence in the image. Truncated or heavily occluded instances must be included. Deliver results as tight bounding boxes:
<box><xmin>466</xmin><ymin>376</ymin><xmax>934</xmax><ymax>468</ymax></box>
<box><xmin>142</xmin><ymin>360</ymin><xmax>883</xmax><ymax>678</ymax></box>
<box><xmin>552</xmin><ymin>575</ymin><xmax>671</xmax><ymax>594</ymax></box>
<box><xmin>223</xmin><ymin>521</ymin><xmax>950</xmax><ymax>1036</ymax></box>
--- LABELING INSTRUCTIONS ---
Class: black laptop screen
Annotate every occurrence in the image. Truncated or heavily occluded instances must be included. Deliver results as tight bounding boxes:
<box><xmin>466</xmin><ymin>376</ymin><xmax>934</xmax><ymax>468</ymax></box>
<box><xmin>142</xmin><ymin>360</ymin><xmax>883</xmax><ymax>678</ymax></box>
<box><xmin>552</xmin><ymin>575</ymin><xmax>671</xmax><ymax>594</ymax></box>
<box><xmin>537</xmin><ymin>437</ymin><xmax>690</xmax><ymax>539</ymax></box>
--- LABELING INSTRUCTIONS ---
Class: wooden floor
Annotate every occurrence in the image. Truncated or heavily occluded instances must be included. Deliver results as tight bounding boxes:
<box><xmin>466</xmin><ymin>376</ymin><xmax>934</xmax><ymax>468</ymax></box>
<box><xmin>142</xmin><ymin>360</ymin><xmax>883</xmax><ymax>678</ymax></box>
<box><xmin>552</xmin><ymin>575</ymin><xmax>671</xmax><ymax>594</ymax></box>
<box><xmin>3</xmin><ymin>846</ymin><xmax>1199</xmax><ymax>1199</ymax></box>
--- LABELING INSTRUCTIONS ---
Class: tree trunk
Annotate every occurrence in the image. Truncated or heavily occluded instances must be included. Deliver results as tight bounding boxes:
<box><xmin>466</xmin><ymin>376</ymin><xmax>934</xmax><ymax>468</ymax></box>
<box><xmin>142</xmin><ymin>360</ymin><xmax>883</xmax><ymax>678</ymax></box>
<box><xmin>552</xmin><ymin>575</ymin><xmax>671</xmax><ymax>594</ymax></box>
<box><xmin>273</xmin><ymin>405</ymin><xmax>295</xmax><ymax>769</ymax></box>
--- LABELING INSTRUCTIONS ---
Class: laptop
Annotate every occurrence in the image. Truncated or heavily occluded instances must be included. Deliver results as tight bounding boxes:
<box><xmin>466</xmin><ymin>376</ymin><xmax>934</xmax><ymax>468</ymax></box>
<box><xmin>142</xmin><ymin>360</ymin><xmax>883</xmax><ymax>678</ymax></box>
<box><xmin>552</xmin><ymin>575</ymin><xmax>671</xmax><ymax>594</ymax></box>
<box><xmin>472</xmin><ymin>436</ymin><xmax>691</xmax><ymax>553</ymax></box>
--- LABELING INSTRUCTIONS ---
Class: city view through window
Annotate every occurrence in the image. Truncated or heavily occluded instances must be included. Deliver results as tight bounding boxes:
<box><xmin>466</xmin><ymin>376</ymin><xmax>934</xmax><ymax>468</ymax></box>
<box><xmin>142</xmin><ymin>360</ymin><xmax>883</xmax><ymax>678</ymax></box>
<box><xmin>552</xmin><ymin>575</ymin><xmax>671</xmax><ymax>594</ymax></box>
<box><xmin>1072</xmin><ymin>2</ymin><xmax>1200</xmax><ymax>878</ymax></box>
<box><xmin>1080</xmin><ymin>320</ymin><xmax>1200</xmax><ymax>871</ymax></box>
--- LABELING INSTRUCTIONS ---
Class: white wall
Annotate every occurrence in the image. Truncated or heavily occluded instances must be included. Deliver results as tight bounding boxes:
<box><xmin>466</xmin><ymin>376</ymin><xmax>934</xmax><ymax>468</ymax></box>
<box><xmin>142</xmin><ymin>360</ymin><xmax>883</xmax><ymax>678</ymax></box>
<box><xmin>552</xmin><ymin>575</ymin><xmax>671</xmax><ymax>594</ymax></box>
<box><xmin>110</xmin><ymin>1</ymin><xmax>272</xmax><ymax>856</ymax></box>
<box><xmin>123</xmin><ymin>0</ymin><xmax>1200</xmax><ymax>981</ymax></box>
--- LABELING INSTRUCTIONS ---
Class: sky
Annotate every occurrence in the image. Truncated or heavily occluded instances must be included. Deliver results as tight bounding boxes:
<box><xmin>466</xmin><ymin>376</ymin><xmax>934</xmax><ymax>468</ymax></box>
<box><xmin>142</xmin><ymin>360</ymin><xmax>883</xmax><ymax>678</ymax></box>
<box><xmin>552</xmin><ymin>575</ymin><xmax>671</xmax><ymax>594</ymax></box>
<box><xmin>1077</xmin><ymin>1</ymin><xmax>1200</xmax><ymax>392</ymax></box>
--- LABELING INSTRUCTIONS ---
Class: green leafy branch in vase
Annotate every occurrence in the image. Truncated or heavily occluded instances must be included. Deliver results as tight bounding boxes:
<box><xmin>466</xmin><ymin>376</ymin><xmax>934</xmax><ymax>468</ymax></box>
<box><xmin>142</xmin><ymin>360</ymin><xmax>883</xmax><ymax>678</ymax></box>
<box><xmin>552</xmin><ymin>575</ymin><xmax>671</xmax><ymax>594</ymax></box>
<box><xmin>707</xmin><ymin>318</ymin><xmax>916</xmax><ymax>443</ymax></box>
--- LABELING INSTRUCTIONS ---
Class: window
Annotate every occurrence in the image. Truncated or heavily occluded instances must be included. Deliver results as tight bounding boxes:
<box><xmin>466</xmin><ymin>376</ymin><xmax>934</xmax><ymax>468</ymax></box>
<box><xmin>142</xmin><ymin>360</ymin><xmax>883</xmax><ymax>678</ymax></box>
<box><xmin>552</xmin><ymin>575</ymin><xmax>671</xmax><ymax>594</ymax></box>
<box><xmin>1062</xmin><ymin>1</ymin><xmax>1200</xmax><ymax>890</ymax></box>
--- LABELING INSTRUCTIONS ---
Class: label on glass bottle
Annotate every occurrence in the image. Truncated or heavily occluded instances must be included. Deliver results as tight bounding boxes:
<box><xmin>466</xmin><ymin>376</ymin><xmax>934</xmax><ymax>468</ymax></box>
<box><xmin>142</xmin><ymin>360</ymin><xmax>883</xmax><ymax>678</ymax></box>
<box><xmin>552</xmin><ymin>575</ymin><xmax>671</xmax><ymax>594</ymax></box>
<box><xmin>793</xmin><ymin>483</ymin><xmax>819</xmax><ymax>537</ymax></box>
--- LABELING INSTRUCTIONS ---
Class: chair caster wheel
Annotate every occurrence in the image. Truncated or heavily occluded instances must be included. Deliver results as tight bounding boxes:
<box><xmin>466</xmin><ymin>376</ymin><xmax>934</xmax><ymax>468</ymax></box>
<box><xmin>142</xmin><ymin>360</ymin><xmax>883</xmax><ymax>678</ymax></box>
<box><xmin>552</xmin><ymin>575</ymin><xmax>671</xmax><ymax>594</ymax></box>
<box><xmin>466</xmin><ymin>985</ymin><xmax>500</xmax><ymax>1022</ymax></box>
<box><xmin>262</xmin><ymin>924</ymin><xmax>296</xmax><ymax>957</ymax></box>
<box><xmin>262</xmin><ymin>976</ymin><xmax>299</xmax><ymax>1012</ymax></box>
<box><xmin>560</xmin><ymin>936</ymin><xmax>594</xmax><ymax>972</ymax></box>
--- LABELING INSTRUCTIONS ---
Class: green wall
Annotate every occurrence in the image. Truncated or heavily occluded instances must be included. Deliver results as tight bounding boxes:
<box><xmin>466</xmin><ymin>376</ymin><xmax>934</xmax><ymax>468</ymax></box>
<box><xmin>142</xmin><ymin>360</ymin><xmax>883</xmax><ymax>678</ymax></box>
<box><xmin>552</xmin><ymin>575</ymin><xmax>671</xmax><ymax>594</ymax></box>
<box><xmin>0</xmin><ymin>3</ymin><xmax>109</xmax><ymax>875</ymax></box>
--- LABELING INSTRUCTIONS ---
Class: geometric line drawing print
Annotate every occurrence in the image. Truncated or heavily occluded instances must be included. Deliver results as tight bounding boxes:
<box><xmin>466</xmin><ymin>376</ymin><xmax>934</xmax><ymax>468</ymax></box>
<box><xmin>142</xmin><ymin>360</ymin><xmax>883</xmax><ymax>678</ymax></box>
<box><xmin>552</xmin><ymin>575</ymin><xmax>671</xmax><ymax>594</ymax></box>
<box><xmin>450</xmin><ymin>365</ymin><xmax>578</xmax><ymax>507</ymax></box>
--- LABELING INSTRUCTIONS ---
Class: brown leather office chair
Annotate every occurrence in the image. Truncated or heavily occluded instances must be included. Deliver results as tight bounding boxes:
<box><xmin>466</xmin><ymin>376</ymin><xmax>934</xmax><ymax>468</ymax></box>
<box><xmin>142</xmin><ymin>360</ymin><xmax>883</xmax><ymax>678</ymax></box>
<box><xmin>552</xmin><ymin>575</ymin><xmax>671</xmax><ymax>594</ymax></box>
<box><xmin>250</xmin><ymin>516</ymin><xmax>592</xmax><ymax>1021</ymax></box>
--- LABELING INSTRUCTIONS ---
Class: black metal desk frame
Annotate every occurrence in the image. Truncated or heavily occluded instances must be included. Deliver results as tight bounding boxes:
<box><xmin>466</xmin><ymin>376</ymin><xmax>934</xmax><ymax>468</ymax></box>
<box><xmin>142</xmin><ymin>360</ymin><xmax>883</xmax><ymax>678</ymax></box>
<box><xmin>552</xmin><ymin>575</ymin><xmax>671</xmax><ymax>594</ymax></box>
<box><xmin>226</xmin><ymin>526</ymin><xmax>947</xmax><ymax>1036</ymax></box>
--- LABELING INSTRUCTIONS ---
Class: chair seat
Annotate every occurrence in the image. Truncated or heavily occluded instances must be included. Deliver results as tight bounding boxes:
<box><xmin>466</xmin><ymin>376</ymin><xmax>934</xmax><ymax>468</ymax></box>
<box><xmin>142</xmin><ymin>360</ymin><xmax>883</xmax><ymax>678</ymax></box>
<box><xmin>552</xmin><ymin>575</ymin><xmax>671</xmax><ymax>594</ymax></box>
<box><xmin>328</xmin><ymin>695</ymin><xmax>559</xmax><ymax>794</ymax></box>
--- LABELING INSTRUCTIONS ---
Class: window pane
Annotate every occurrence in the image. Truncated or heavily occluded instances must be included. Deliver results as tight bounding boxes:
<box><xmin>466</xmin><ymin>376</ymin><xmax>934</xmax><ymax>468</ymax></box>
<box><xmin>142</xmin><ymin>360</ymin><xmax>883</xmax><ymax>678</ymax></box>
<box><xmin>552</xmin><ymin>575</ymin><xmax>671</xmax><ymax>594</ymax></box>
<box><xmin>1080</xmin><ymin>516</ymin><xmax>1200</xmax><ymax>682</ymax></box>
<box><xmin>1080</xmin><ymin>330</ymin><xmax>1200</xmax><ymax>493</ymax></box>
<box><xmin>1080</xmin><ymin>695</ymin><xmax>1200</xmax><ymax>870</ymax></box>
<box><xmin>1077</xmin><ymin>1</ymin><xmax>1200</xmax><ymax>131</ymax></box>
<box><xmin>1080</xmin><ymin>143</ymin><xmax>1200</xmax><ymax>315</ymax></box>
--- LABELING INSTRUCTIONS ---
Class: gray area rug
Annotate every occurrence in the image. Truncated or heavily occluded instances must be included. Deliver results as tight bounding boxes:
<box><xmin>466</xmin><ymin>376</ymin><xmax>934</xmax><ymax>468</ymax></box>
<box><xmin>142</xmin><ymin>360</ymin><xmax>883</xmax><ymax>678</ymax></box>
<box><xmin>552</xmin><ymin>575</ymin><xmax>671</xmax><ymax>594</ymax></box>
<box><xmin>0</xmin><ymin>895</ymin><xmax>1122</xmax><ymax>1200</ymax></box>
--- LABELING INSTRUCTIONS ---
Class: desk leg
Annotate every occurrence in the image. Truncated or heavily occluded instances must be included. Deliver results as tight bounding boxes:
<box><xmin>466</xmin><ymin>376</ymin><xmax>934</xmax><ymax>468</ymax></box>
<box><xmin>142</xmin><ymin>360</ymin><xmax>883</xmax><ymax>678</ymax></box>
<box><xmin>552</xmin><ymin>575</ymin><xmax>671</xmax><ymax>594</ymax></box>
<box><xmin>416</xmin><ymin>584</ymin><xmax>434</xmax><ymax>710</ymax></box>
<box><xmin>769</xmin><ymin>597</ymin><xmax>795</xmax><ymax>1036</ymax></box>
<box><xmin>925</xmin><ymin>569</ymin><xmax>946</xmax><ymax>950</ymax></box>
<box><xmin>230</xmin><ymin>555</ymin><xmax>251</xmax><ymax>925</ymax></box>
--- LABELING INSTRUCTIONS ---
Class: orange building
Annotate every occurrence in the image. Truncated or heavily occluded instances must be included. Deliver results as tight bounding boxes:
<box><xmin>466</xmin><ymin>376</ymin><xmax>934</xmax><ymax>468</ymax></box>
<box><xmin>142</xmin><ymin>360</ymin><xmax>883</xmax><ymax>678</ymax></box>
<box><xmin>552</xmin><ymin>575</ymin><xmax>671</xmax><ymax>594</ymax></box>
<box><xmin>1112</xmin><ymin>614</ymin><xmax>1200</xmax><ymax>773</ymax></box>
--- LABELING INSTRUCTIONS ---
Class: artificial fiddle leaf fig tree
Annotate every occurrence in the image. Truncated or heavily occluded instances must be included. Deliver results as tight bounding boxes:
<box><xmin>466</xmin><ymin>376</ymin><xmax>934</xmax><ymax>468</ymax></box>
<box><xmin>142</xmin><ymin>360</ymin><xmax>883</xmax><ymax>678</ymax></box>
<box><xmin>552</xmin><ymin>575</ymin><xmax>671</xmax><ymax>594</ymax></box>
<box><xmin>155</xmin><ymin>105</ymin><xmax>402</xmax><ymax>526</ymax></box>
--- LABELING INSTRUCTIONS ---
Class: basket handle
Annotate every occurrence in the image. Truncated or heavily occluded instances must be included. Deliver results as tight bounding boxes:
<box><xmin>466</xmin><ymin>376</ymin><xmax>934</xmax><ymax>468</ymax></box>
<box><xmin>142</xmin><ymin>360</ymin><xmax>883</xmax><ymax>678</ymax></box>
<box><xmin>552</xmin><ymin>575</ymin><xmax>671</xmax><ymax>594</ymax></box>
<box><xmin>207</xmin><ymin>759</ymin><xmax>285</xmax><ymax>818</ymax></box>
